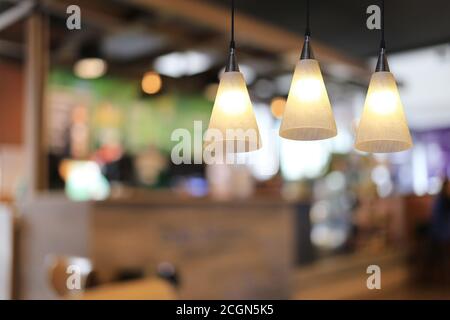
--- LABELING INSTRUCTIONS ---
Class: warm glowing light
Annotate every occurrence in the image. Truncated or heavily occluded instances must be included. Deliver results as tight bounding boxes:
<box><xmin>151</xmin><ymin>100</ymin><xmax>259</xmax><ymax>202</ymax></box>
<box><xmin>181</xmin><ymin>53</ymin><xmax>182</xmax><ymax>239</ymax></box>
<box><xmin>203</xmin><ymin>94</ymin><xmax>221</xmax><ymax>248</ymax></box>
<box><xmin>141</xmin><ymin>71</ymin><xmax>162</xmax><ymax>94</ymax></box>
<box><xmin>74</xmin><ymin>58</ymin><xmax>107</xmax><ymax>79</ymax></box>
<box><xmin>206</xmin><ymin>71</ymin><xmax>261</xmax><ymax>153</ymax></box>
<box><xmin>293</xmin><ymin>78</ymin><xmax>322</xmax><ymax>102</ymax></box>
<box><xmin>58</xmin><ymin>159</ymin><xmax>71</xmax><ymax>181</ymax></box>
<box><xmin>279</xmin><ymin>59</ymin><xmax>337</xmax><ymax>141</ymax></box>
<box><xmin>270</xmin><ymin>97</ymin><xmax>286</xmax><ymax>119</ymax></box>
<box><xmin>355</xmin><ymin>71</ymin><xmax>413</xmax><ymax>153</ymax></box>
<box><xmin>366</xmin><ymin>90</ymin><xmax>397</xmax><ymax>115</ymax></box>
<box><xmin>216</xmin><ymin>90</ymin><xmax>247</xmax><ymax>115</ymax></box>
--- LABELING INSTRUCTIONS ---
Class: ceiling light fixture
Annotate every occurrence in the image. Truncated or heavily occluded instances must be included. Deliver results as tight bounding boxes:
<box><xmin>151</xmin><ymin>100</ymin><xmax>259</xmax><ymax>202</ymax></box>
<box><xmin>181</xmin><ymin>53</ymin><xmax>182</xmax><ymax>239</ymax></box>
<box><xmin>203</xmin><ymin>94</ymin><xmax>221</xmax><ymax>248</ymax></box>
<box><xmin>74</xmin><ymin>40</ymin><xmax>107</xmax><ymax>80</ymax></box>
<box><xmin>206</xmin><ymin>0</ymin><xmax>261</xmax><ymax>153</ymax></box>
<box><xmin>141</xmin><ymin>71</ymin><xmax>162</xmax><ymax>95</ymax></box>
<box><xmin>154</xmin><ymin>50</ymin><xmax>215</xmax><ymax>78</ymax></box>
<box><xmin>355</xmin><ymin>0</ymin><xmax>413</xmax><ymax>153</ymax></box>
<box><xmin>271</xmin><ymin>97</ymin><xmax>286</xmax><ymax>119</ymax></box>
<box><xmin>279</xmin><ymin>0</ymin><xmax>337</xmax><ymax>141</ymax></box>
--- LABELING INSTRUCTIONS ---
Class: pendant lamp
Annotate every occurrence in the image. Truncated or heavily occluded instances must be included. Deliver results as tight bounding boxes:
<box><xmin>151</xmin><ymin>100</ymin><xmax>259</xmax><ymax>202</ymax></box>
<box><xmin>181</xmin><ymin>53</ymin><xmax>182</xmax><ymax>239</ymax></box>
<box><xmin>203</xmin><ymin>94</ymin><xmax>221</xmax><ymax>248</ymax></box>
<box><xmin>206</xmin><ymin>0</ymin><xmax>261</xmax><ymax>153</ymax></box>
<box><xmin>355</xmin><ymin>0</ymin><xmax>412</xmax><ymax>153</ymax></box>
<box><xmin>74</xmin><ymin>39</ymin><xmax>107</xmax><ymax>79</ymax></box>
<box><xmin>279</xmin><ymin>0</ymin><xmax>337</xmax><ymax>141</ymax></box>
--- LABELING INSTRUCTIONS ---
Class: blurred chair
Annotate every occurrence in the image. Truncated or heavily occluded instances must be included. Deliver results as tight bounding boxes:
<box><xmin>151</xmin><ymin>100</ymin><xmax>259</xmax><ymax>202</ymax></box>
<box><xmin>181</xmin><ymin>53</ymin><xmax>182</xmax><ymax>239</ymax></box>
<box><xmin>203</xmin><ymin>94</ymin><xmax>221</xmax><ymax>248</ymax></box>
<box><xmin>156</xmin><ymin>261</ymin><xmax>180</xmax><ymax>289</ymax></box>
<box><xmin>47</xmin><ymin>255</ymin><xmax>178</xmax><ymax>299</ymax></box>
<box><xmin>46</xmin><ymin>255</ymin><xmax>94</xmax><ymax>298</ymax></box>
<box><xmin>82</xmin><ymin>262</ymin><xmax>179</xmax><ymax>300</ymax></box>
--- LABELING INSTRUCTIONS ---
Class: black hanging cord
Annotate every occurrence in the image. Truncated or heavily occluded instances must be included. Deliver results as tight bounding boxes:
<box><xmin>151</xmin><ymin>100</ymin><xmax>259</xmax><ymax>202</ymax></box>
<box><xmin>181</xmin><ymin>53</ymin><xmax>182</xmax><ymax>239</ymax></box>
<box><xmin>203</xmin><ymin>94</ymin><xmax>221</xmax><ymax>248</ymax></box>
<box><xmin>380</xmin><ymin>0</ymin><xmax>385</xmax><ymax>49</ymax></box>
<box><xmin>300</xmin><ymin>0</ymin><xmax>313</xmax><ymax>59</ymax></box>
<box><xmin>230</xmin><ymin>0</ymin><xmax>235</xmax><ymax>49</ymax></box>
<box><xmin>375</xmin><ymin>0</ymin><xmax>389</xmax><ymax>72</ymax></box>
<box><xmin>305</xmin><ymin>0</ymin><xmax>311</xmax><ymax>36</ymax></box>
<box><xmin>226</xmin><ymin>0</ymin><xmax>239</xmax><ymax>71</ymax></box>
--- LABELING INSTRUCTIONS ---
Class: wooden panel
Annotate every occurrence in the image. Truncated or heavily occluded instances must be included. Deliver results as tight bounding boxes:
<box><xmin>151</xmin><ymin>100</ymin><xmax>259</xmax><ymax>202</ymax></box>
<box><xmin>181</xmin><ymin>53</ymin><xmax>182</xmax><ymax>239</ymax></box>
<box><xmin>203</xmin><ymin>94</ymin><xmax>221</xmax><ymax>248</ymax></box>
<box><xmin>0</xmin><ymin>61</ymin><xmax>24</xmax><ymax>145</ymax></box>
<box><xmin>17</xmin><ymin>195</ymin><xmax>294</xmax><ymax>299</ymax></box>
<box><xmin>23</xmin><ymin>12</ymin><xmax>49</xmax><ymax>193</ymax></box>
<box><xmin>92</xmin><ymin>200</ymin><xmax>295</xmax><ymax>299</ymax></box>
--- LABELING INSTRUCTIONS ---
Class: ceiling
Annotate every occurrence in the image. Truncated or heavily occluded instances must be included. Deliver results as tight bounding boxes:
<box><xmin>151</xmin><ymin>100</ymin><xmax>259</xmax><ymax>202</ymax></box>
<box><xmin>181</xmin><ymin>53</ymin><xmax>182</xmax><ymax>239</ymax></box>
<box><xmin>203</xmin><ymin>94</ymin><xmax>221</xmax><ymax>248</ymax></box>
<box><xmin>209</xmin><ymin>0</ymin><xmax>450</xmax><ymax>58</ymax></box>
<box><xmin>1</xmin><ymin>0</ymin><xmax>450</xmax><ymax>130</ymax></box>
<box><xmin>2</xmin><ymin>0</ymin><xmax>449</xmax><ymax>65</ymax></box>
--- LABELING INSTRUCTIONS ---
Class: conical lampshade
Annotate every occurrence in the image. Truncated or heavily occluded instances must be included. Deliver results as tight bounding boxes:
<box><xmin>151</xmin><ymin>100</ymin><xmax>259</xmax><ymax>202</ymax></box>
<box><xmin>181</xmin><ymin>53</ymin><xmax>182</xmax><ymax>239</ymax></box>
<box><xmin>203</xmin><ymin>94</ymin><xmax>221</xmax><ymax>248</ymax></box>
<box><xmin>355</xmin><ymin>71</ymin><xmax>412</xmax><ymax>153</ymax></box>
<box><xmin>279</xmin><ymin>59</ymin><xmax>337</xmax><ymax>140</ymax></box>
<box><xmin>206</xmin><ymin>71</ymin><xmax>261</xmax><ymax>153</ymax></box>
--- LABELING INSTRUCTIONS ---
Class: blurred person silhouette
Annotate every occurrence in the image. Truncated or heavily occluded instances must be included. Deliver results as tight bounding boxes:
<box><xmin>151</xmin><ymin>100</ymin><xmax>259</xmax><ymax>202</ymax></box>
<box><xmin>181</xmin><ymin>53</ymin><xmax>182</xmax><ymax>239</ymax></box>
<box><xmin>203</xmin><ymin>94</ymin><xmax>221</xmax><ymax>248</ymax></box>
<box><xmin>427</xmin><ymin>178</ymin><xmax>450</xmax><ymax>285</ymax></box>
<box><xmin>431</xmin><ymin>178</ymin><xmax>450</xmax><ymax>242</ymax></box>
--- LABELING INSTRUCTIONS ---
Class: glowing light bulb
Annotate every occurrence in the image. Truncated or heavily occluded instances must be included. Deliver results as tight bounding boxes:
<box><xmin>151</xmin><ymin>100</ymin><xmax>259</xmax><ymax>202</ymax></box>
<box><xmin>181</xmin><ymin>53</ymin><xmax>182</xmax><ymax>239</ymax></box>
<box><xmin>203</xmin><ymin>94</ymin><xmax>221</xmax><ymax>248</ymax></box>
<box><xmin>141</xmin><ymin>71</ymin><xmax>162</xmax><ymax>94</ymax></box>
<box><xmin>206</xmin><ymin>71</ymin><xmax>261</xmax><ymax>153</ymax></box>
<box><xmin>270</xmin><ymin>97</ymin><xmax>286</xmax><ymax>119</ymax></box>
<box><xmin>279</xmin><ymin>59</ymin><xmax>337</xmax><ymax>141</ymax></box>
<box><xmin>355</xmin><ymin>71</ymin><xmax>412</xmax><ymax>153</ymax></box>
<box><xmin>216</xmin><ymin>90</ymin><xmax>247</xmax><ymax>115</ymax></box>
<box><xmin>367</xmin><ymin>90</ymin><xmax>397</xmax><ymax>115</ymax></box>
<box><xmin>74</xmin><ymin>58</ymin><xmax>107</xmax><ymax>79</ymax></box>
<box><xmin>293</xmin><ymin>77</ymin><xmax>322</xmax><ymax>102</ymax></box>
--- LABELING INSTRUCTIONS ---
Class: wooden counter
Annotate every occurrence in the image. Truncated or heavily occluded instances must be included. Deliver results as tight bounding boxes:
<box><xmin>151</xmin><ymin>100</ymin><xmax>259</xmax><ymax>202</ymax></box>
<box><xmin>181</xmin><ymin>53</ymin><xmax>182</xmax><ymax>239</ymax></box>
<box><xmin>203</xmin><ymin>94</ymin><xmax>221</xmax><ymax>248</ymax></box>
<box><xmin>92</xmin><ymin>194</ymin><xmax>295</xmax><ymax>299</ymax></box>
<box><xmin>18</xmin><ymin>192</ymin><xmax>295</xmax><ymax>299</ymax></box>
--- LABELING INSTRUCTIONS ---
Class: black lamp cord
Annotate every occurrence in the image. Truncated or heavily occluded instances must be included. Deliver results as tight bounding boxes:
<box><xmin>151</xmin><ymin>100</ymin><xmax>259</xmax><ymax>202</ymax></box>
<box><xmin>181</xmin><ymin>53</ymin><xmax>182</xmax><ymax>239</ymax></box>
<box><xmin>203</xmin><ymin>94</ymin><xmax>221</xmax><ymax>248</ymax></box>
<box><xmin>305</xmin><ymin>0</ymin><xmax>311</xmax><ymax>37</ymax></box>
<box><xmin>230</xmin><ymin>0</ymin><xmax>236</xmax><ymax>49</ymax></box>
<box><xmin>226</xmin><ymin>0</ymin><xmax>238</xmax><ymax>71</ymax></box>
<box><xmin>375</xmin><ymin>0</ymin><xmax>389</xmax><ymax>72</ymax></box>
<box><xmin>380</xmin><ymin>0</ymin><xmax>385</xmax><ymax>49</ymax></box>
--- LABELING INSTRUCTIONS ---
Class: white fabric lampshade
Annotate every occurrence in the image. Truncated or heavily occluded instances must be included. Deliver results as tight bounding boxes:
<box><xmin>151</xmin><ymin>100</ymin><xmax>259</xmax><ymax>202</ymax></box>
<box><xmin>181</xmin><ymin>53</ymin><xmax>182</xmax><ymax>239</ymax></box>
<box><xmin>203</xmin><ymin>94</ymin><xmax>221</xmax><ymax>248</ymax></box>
<box><xmin>206</xmin><ymin>71</ymin><xmax>261</xmax><ymax>153</ymax></box>
<box><xmin>279</xmin><ymin>59</ymin><xmax>337</xmax><ymax>141</ymax></box>
<box><xmin>355</xmin><ymin>71</ymin><xmax>413</xmax><ymax>153</ymax></box>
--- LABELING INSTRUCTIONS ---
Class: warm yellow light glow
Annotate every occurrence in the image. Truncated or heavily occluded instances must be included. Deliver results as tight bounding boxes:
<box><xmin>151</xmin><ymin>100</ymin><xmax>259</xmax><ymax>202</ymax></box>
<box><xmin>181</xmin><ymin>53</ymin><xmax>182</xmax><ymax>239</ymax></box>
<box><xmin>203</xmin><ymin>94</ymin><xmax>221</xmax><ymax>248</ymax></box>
<box><xmin>279</xmin><ymin>59</ymin><xmax>337</xmax><ymax>141</ymax></box>
<box><xmin>141</xmin><ymin>71</ymin><xmax>162</xmax><ymax>94</ymax></box>
<box><xmin>366</xmin><ymin>90</ymin><xmax>397</xmax><ymax>115</ymax></box>
<box><xmin>216</xmin><ymin>90</ymin><xmax>248</xmax><ymax>115</ymax></box>
<box><xmin>355</xmin><ymin>71</ymin><xmax>413</xmax><ymax>153</ymax></box>
<box><xmin>74</xmin><ymin>58</ymin><xmax>107</xmax><ymax>79</ymax></box>
<box><xmin>270</xmin><ymin>97</ymin><xmax>286</xmax><ymax>119</ymax></box>
<box><xmin>206</xmin><ymin>71</ymin><xmax>261</xmax><ymax>153</ymax></box>
<box><xmin>293</xmin><ymin>78</ymin><xmax>322</xmax><ymax>102</ymax></box>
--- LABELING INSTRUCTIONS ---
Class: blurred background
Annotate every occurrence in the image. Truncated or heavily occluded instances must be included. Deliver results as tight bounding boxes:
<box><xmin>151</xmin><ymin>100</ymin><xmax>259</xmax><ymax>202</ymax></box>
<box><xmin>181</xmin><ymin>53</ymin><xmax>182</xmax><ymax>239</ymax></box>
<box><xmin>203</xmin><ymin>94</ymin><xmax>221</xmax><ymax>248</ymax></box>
<box><xmin>1</xmin><ymin>0</ymin><xmax>450</xmax><ymax>300</ymax></box>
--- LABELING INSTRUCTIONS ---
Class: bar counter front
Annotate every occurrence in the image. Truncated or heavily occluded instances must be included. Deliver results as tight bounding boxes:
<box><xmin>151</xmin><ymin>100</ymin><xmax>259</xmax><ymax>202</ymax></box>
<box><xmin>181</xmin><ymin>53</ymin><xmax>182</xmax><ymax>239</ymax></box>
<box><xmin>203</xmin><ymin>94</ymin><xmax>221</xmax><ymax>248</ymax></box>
<box><xmin>17</xmin><ymin>192</ymin><xmax>296</xmax><ymax>299</ymax></box>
